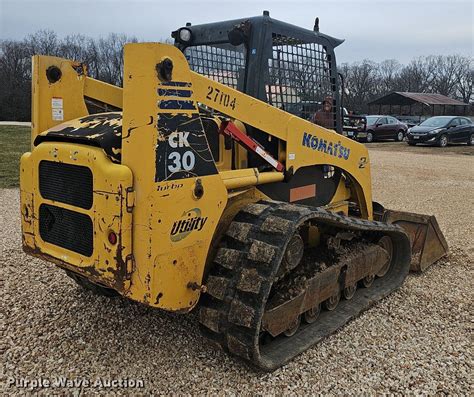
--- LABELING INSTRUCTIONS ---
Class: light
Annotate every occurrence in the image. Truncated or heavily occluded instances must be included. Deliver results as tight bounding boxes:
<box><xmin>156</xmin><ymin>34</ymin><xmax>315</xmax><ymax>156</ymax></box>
<box><xmin>108</xmin><ymin>231</ymin><xmax>117</xmax><ymax>245</ymax></box>
<box><xmin>179</xmin><ymin>28</ymin><xmax>192</xmax><ymax>43</ymax></box>
<box><xmin>429</xmin><ymin>128</ymin><xmax>442</xmax><ymax>134</ymax></box>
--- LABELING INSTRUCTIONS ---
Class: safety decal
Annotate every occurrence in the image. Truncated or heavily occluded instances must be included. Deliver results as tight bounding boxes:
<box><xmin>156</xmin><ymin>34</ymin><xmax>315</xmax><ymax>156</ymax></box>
<box><xmin>51</xmin><ymin>97</ymin><xmax>64</xmax><ymax>121</ymax></box>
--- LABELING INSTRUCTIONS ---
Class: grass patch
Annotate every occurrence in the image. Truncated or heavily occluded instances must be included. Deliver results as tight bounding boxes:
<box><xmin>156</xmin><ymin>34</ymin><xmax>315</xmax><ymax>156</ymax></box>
<box><xmin>0</xmin><ymin>125</ymin><xmax>31</xmax><ymax>188</ymax></box>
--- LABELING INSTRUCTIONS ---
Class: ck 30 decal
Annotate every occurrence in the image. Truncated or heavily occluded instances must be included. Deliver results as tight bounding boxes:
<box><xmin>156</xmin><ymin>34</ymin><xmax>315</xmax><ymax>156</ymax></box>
<box><xmin>167</xmin><ymin>131</ymin><xmax>196</xmax><ymax>173</ymax></box>
<box><xmin>170</xmin><ymin>208</ymin><xmax>208</xmax><ymax>242</ymax></box>
<box><xmin>155</xmin><ymin>113</ymin><xmax>217</xmax><ymax>182</ymax></box>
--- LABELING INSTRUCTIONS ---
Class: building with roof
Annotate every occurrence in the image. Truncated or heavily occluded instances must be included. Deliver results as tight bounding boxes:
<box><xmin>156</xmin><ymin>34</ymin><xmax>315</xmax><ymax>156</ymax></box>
<box><xmin>368</xmin><ymin>92</ymin><xmax>471</xmax><ymax>121</ymax></box>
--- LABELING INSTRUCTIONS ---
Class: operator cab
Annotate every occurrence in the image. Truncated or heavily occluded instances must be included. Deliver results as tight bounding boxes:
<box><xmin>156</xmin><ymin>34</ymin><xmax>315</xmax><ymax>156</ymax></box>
<box><xmin>172</xmin><ymin>11</ymin><xmax>345</xmax><ymax>169</ymax></box>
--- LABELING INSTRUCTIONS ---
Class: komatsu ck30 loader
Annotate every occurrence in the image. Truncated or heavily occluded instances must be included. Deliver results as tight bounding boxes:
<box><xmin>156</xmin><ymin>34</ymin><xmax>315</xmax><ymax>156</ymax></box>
<box><xmin>20</xmin><ymin>12</ymin><xmax>448</xmax><ymax>370</ymax></box>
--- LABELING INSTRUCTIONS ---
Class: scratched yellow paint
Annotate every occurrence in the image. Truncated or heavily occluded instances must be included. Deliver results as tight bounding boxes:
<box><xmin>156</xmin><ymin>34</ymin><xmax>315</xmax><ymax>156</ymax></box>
<box><xmin>20</xmin><ymin>142</ymin><xmax>133</xmax><ymax>291</ymax></box>
<box><xmin>121</xmin><ymin>43</ymin><xmax>228</xmax><ymax>310</ymax></box>
<box><xmin>31</xmin><ymin>55</ymin><xmax>88</xmax><ymax>145</ymax></box>
<box><xmin>31</xmin><ymin>55</ymin><xmax>122</xmax><ymax>146</ymax></box>
<box><xmin>21</xmin><ymin>43</ymin><xmax>375</xmax><ymax>313</ymax></box>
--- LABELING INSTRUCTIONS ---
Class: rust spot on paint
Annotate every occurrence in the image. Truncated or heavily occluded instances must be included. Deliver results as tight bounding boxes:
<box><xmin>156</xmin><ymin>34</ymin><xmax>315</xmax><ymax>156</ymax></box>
<box><xmin>155</xmin><ymin>292</ymin><xmax>164</xmax><ymax>305</ymax></box>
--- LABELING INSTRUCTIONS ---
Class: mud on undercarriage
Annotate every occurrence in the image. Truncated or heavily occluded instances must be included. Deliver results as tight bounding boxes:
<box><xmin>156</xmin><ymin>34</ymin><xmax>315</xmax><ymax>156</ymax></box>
<box><xmin>199</xmin><ymin>200</ymin><xmax>411</xmax><ymax>371</ymax></box>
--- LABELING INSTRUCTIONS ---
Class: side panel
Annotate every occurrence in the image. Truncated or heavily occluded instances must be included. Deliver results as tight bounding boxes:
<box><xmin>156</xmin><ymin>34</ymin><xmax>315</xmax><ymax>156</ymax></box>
<box><xmin>20</xmin><ymin>143</ymin><xmax>133</xmax><ymax>291</ymax></box>
<box><xmin>122</xmin><ymin>43</ymin><xmax>228</xmax><ymax>311</ymax></box>
<box><xmin>285</xmin><ymin>116</ymin><xmax>373</xmax><ymax>218</ymax></box>
<box><xmin>31</xmin><ymin>55</ymin><xmax>89</xmax><ymax>144</ymax></box>
<box><xmin>257</xmin><ymin>165</ymin><xmax>342</xmax><ymax>207</ymax></box>
<box><xmin>31</xmin><ymin>55</ymin><xmax>123</xmax><ymax>145</ymax></box>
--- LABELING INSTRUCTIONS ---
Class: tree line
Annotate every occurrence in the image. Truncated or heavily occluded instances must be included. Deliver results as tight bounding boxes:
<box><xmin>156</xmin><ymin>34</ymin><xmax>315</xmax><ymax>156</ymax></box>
<box><xmin>0</xmin><ymin>30</ymin><xmax>139</xmax><ymax>121</ymax></box>
<box><xmin>339</xmin><ymin>56</ymin><xmax>472</xmax><ymax>114</ymax></box>
<box><xmin>0</xmin><ymin>30</ymin><xmax>472</xmax><ymax>120</ymax></box>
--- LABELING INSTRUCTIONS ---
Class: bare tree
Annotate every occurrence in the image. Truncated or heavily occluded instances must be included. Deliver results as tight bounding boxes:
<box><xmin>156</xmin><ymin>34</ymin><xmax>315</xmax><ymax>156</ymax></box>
<box><xmin>452</xmin><ymin>55</ymin><xmax>473</xmax><ymax>103</ymax></box>
<box><xmin>340</xmin><ymin>60</ymin><xmax>378</xmax><ymax>113</ymax></box>
<box><xmin>95</xmin><ymin>33</ymin><xmax>138</xmax><ymax>86</ymax></box>
<box><xmin>396</xmin><ymin>56</ymin><xmax>435</xmax><ymax>92</ymax></box>
<box><xmin>0</xmin><ymin>31</ymin><xmax>140</xmax><ymax>120</ymax></box>
<box><xmin>59</xmin><ymin>34</ymin><xmax>90</xmax><ymax>62</ymax></box>
<box><xmin>24</xmin><ymin>30</ymin><xmax>60</xmax><ymax>57</ymax></box>
<box><xmin>0</xmin><ymin>40</ymin><xmax>31</xmax><ymax>120</ymax></box>
<box><xmin>0</xmin><ymin>29</ymin><xmax>471</xmax><ymax>121</ymax></box>
<box><xmin>431</xmin><ymin>55</ymin><xmax>459</xmax><ymax>96</ymax></box>
<box><xmin>377</xmin><ymin>59</ymin><xmax>402</xmax><ymax>93</ymax></box>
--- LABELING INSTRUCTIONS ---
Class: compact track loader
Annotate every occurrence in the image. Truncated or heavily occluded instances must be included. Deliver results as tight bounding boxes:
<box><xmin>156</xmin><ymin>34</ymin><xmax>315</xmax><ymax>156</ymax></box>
<box><xmin>20</xmin><ymin>12</ymin><xmax>448</xmax><ymax>370</ymax></box>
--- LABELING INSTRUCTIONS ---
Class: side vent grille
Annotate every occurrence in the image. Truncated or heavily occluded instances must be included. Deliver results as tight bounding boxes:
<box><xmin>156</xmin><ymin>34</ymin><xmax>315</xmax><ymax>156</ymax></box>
<box><xmin>39</xmin><ymin>204</ymin><xmax>93</xmax><ymax>257</ymax></box>
<box><xmin>39</xmin><ymin>160</ymin><xmax>93</xmax><ymax>209</ymax></box>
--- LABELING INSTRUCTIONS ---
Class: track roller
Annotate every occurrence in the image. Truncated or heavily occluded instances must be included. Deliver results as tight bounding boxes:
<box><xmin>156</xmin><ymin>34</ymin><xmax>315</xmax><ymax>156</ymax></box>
<box><xmin>325</xmin><ymin>292</ymin><xmax>341</xmax><ymax>311</ymax></box>
<box><xmin>199</xmin><ymin>200</ymin><xmax>411</xmax><ymax>371</ymax></box>
<box><xmin>304</xmin><ymin>304</ymin><xmax>321</xmax><ymax>324</ymax></box>
<box><xmin>283</xmin><ymin>315</ymin><xmax>301</xmax><ymax>337</ymax></box>
<box><xmin>343</xmin><ymin>284</ymin><xmax>357</xmax><ymax>300</ymax></box>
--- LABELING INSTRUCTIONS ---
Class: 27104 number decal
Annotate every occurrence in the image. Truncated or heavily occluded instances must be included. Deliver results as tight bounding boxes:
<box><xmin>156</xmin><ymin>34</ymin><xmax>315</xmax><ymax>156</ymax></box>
<box><xmin>206</xmin><ymin>86</ymin><xmax>236</xmax><ymax>110</ymax></box>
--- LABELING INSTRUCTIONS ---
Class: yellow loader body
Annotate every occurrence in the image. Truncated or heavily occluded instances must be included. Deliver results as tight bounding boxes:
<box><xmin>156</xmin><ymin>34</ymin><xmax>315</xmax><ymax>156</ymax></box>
<box><xmin>20</xmin><ymin>41</ymin><xmax>448</xmax><ymax>370</ymax></box>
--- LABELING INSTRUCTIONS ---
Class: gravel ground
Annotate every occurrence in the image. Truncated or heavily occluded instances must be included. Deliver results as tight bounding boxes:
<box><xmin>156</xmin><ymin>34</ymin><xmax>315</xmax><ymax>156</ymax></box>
<box><xmin>1</xmin><ymin>145</ymin><xmax>473</xmax><ymax>395</ymax></box>
<box><xmin>367</xmin><ymin>141</ymin><xmax>474</xmax><ymax>157</ymax></box>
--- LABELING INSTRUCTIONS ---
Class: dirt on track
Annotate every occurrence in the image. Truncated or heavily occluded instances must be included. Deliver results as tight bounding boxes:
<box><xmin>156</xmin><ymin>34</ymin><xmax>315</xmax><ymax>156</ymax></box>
<box><xmin>1</xmin><ymin>144</ymin><xmax>473</xmax><ymax>395</ymax></box>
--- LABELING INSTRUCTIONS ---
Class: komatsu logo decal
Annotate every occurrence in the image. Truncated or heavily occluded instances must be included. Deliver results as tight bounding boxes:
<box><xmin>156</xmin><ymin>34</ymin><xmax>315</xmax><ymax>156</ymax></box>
<box><xmin>170</xmin><ymin>208</ymin><xmax>208</xmax><ymax>242</ymax></box>
<box><xmin>302</xmin><ymin>132</ymin><xmax>351</xmax><ymax>160</ymax></box>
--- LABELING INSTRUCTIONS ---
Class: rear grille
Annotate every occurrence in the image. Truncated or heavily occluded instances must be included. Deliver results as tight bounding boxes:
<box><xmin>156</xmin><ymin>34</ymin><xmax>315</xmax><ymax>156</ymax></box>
<box><xmin>39</xmin><ymin>161</ymin><xmax>93</xmax><ymax>209</ymax></box>
<box><xmin>39</xmin><ymin>204</ymin><xmax>93</xmax><ymax>257</ymax></box>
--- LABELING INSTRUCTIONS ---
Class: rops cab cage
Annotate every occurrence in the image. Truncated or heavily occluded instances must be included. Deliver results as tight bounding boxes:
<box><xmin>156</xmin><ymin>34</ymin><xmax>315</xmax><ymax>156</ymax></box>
<box><xmin>172</xmin><ymin>11</ymin><xmax>344</xmax><ymax>167</ymax></box>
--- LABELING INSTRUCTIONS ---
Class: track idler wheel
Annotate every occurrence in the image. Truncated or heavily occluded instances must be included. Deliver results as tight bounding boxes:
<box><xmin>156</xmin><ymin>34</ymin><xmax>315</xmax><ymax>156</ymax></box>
<box><xmin>343</xmin><ymin>283</ymin><xmax>357</xmax><ymax>300</ymax></box>
<box><xmin>304</xmin><ymin>304</ymin><xmax>321</xmax><ymax>324</ymax></box>
<box><xmin>325</xmin><ymin>292</ymin><xmax>341</xmax><ymax>310</ymax></box>
<box><xmin>276</xmin><ymin>233</ymin><xmax>305</xmax><ymax>280</ymax></box>
<box><xmin>283</xmin><ymin>315</ymin><xmax>301</xmax><ymax>337</ymax></box>
<box><xmin>377</xmin><ymin>236</ymin><xmax>393</xmax><ymax>277</ymax></box>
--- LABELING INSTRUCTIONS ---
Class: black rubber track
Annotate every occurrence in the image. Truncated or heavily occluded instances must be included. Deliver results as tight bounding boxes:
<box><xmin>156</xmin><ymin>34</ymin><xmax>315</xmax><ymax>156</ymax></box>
<box><xmin>199</xmin><ymin>200</ymin><xmax>411</xmax><ymax>371</ymax></box>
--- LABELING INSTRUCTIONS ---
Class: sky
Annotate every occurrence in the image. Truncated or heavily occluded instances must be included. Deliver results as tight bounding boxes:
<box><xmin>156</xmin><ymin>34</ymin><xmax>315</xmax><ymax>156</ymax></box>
<box><xmin>0</xmin><ymin>0</ymin><xmax>472</xmax><ymax>64</ymax></box>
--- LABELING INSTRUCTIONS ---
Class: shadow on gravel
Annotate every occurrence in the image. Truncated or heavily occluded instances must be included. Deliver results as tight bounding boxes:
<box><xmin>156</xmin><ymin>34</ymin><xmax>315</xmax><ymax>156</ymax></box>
<box><xmin>46</xmin><ymin>278</ymin><xmax>255</xmax><ymax>373</ymax></box>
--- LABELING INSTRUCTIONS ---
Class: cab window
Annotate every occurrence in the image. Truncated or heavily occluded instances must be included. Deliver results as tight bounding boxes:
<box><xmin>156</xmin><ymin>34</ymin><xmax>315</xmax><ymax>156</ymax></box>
<box><xmin>387</xmin><ymin>117</ymin><xmax>397</xmax><ymax>124</ymax></box>
<box><xmin>449</xmin><ymin>118</ymin><xmax>461</xmax><ymax>127</ymax></box>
